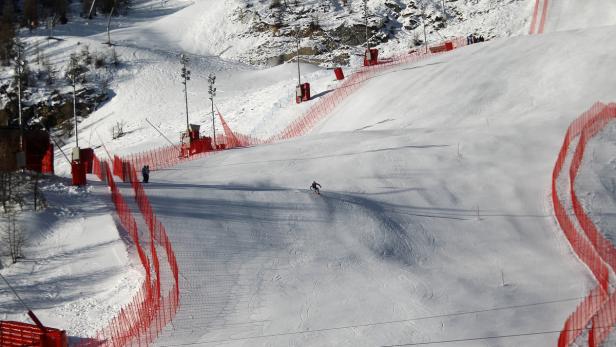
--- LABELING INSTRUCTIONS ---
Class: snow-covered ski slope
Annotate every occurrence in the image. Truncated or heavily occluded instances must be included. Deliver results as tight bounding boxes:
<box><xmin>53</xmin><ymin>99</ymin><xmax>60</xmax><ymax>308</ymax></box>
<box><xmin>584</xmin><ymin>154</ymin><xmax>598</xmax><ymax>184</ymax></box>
<box><xmin>542</xmin><ymin>0</ymin><xmax>616</xmax><ymax>33</ymax></box>
<box><xmin>530</xmin><ymin>0</ymin><xmax>616</xmax><ymax>35</ymax></box>
<box><xmin>9</xmin><ymin>0</ymin><xmax>616</xmax><ymax>344</ymax></box>
<box><xmin>118</xmin><ymin>24</ymin><xmax>616</xmax><ymax>346</ymax></box>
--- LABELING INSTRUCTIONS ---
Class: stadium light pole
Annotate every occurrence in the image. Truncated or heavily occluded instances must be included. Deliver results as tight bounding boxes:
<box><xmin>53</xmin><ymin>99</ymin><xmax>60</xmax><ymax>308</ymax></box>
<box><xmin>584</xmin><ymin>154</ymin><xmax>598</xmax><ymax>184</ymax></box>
<box><xmin>296</xmin><ymin>28</ymin><xmax>301</xmax><ymax>87</ymax></box>
<box><xmin>208</xmin><ymin>73</ymin><xmax>217</xmax><ymax>149</ymax></box>
<box><xmin>422</xmin><ymin>6</ymin><xmax>428</xmax><ymax>54</ymax></box>
<box><xmin>67</xmin><ymin>55</ymin><xmax>79</xmax><ymax>149</ymax></box>
<box><xmin>180</xmin><ymin>54</ymin><xmax>191</xmax><ymax>132</ymax></box>
<box><xmin>15</xmin><ymin>43</ymin><xmax>25</xmax><ymax>152</ymax></box>
<box><xmin>364</xmin><ymin>0</ymin><xmax>369</xmax><ymax>51</ymax></box>
<box><xmin>72</xmin><ymin>76</ymin><xmax>78</xmax><ymax>148</ymax></box>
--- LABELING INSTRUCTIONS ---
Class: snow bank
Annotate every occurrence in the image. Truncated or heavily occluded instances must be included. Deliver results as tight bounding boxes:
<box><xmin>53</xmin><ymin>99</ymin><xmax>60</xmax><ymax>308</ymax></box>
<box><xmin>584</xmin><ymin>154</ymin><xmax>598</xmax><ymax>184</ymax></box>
<box><xmin>0</xmin><ymin>179</ymin><xmax>142</xmax><ymax>337</ymax></box>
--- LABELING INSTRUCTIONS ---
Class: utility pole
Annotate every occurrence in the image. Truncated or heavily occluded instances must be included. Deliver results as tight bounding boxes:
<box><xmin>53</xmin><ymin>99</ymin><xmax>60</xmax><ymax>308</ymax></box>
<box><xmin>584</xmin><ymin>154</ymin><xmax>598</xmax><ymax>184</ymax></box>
<box><xmin>180</xmin><ymin>54</ymin><xmax>191</xmax><ymax>132</ymax></box>
<box><xmin>208</xmin><ymin>73</ymin><xmax>217</xmax><ymax>149</ymax></box>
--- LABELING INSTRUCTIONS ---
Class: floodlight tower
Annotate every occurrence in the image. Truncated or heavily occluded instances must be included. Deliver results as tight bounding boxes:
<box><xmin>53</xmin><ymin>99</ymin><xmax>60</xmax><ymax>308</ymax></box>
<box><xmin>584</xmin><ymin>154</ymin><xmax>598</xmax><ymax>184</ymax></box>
<box><xmin>364</xmin><ymin>0</ymin><xmax>369</xmax><ymax>51</ymax></box>
<box><xmin>296</xmin><ymin>30</ymin><xmax>301</xmax><ymax>87</ymax></box>
<box><xmin>67</xmin><ymin>56</ymin><xmax>80</xmax><ymax>149</ymax></box>
<box><xmin>15</xmin><ymin>43</ymin><xmax>25</xmax><ymax>152</ymax></box>
<box><xmin>208</xmin><ymin>73</ymin><xmax>217</xmax><ymax>149</ymax></box>
<box><xmin>422</xmin><ymin>5</ymin><xmax>428</xmax><ymax>53</ymax></box>
<box><xmin>180</xmin><ymin>54</ymin><xmax>191</xmax><ymax>132</ymax></box>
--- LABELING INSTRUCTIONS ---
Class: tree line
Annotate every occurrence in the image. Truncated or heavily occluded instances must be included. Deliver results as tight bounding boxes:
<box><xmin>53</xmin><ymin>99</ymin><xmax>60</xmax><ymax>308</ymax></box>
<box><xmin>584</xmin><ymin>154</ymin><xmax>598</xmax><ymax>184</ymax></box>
<box><xmin>0</xmin><ymin>0</ymin><xmax>132</xmax><ymax>34</ymax></box>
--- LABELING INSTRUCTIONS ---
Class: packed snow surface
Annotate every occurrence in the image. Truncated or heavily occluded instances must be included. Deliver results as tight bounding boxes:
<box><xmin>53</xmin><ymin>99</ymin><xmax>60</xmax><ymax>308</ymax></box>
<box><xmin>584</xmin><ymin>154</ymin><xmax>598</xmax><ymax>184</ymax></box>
<box><xmin>543</xmin><ymin>0</ymin><xmax>616</xmax><ymax>33</ymax></box>
<box><xmin>127</xmin><ymin>26</ymin><xmax>616</xmax><ymax>346</ymax></box>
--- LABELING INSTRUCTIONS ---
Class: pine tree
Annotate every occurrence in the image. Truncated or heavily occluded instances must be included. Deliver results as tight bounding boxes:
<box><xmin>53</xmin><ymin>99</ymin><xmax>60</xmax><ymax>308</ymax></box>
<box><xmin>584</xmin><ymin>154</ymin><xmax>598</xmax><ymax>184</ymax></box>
<box><xmin>66</xmin><ymin>52</ymin><xmax>87</xmax><ymax>83</ymax></box>
<box><xmin>0</xmin><ymin>1</ymin><xmax>16</xmax><ymax>66</ymax></box>
<box><xmin>41</xmin><ymin>54</ymin><xmax>56</xmax><ymax>85</ymax></box>
<box><xmin>24</xmin><ymin>0</ymin><xmax>39</xmax><ymax>28</ymax></box>
<box><xmin>100</xmin><ymin>0</ymin><xmax>115</xmax><ymax>14</ymax></box>
<box><xmin>54</xmin><ymin>0</ymin><xmax>68</xmax><ymax>23</ymax></box>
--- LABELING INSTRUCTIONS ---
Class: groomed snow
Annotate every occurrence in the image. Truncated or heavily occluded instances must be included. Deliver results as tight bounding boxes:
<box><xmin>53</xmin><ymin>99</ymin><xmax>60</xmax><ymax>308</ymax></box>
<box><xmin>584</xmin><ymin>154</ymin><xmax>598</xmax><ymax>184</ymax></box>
<box><xmin>543</xmin><ymin>0</ymin><xmax>616</xmax><ymax>33</ymax></box>
<box><xmin>130</xmin><ymin>26</ymin><xmax>616</xmax><ymax>346</ymax></box>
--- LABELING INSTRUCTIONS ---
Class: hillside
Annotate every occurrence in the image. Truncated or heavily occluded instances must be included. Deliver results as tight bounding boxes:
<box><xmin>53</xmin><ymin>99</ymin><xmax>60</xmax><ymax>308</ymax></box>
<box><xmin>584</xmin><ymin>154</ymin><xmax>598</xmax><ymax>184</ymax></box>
<box><xmin>117</xmin><ymin>0</ymin><xmax>531</xmax><ymax>66</ymax></box>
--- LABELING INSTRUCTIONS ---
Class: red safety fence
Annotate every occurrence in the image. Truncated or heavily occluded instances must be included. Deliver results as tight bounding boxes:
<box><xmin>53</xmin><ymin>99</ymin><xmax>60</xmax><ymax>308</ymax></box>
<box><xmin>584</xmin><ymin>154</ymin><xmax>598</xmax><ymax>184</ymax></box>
<box><xmin>77</xmin><ymin>155</ymin><xmax>180</xmax><ymax>347</ymax></box>
<box><xmin>590</xmin><ymin>291</ymin><xmax>616</xmax><ymax>346</ymax></box>
<box><xmin>529</xmin><ymin>0</ymin><xmax>550</xmax><ymax>35</ymax></box>
<box><xmin>552</xmin><ymin>102</ymin><xmax>616</xmax><ymax>346</ymax></box>
<box><xmin>125</xmin><ymin>162</ymin><xmax>179</xmax><ymax>295</ymax></box>
<box><xmin>0</xmin><ymin>321</ymin><xmax>67</xmax><ymax>347</ymax></box>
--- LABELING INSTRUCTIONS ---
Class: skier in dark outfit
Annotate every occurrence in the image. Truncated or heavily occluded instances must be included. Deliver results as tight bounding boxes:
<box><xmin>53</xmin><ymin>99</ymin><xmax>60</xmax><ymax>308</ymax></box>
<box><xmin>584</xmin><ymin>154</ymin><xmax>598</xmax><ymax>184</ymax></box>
<box><xmin>142</xmin><ymin>165</ymin><xmax>150</xmax><ymax>183</ymax></box>
<box><xmin>310</xmin><ymin>181</ymin><xmax>322</xmax><ymax>194</ymax></box>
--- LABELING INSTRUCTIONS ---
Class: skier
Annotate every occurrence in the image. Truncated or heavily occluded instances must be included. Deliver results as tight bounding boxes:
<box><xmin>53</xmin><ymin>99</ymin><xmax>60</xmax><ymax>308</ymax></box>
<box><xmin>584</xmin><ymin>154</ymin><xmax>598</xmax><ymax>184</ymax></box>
<box><xmin>142</xmin><ymin>165</ymin><xmax>150</xmax><ymax>183</ymax></box>
<box><xmin>310</xmin><ymin>181</ymin><xmax>321</xmax><ymax>195</ymax></box>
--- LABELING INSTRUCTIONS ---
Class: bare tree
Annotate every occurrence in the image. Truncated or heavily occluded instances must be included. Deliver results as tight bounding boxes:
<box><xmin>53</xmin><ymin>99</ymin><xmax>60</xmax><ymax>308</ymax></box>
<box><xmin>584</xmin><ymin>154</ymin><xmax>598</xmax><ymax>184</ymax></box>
<box><xmin>0</xmin><ymin>171</ymin><xmax>17</xmax><ymax>213</ymax></box>
<box><xmin>0</xmin><ymin>172</ymin><xmax>42</xmax><ymax>213</ymax></box>
<box><xmin>2</xmin><ymin>212</ymin><xmax>25</xmax><ymax>264</ymax></box>
<box><xmin>0</xmin><ymin>172</ymin><xmax>8</xmax><ymax>213</ymax></box>
<box><xmin>32</xmin><ymin>173</ymin><xmax>45</xmax><ymax>211</ymax></box>
<box><xmin>110</xmin><ymin>120</ymin><xmax>125</xmax><ymax>139</ymax></box>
